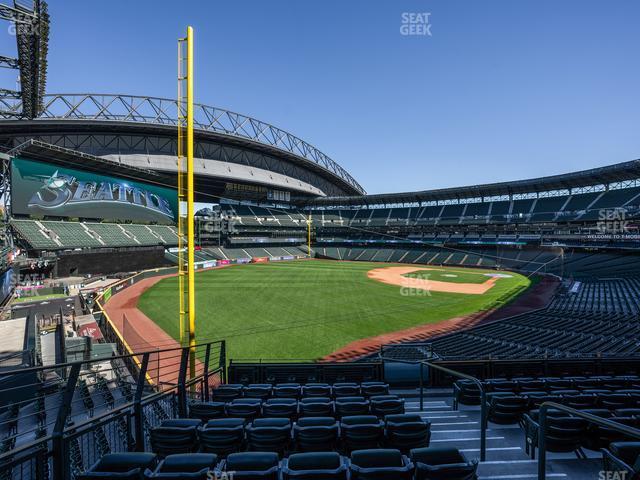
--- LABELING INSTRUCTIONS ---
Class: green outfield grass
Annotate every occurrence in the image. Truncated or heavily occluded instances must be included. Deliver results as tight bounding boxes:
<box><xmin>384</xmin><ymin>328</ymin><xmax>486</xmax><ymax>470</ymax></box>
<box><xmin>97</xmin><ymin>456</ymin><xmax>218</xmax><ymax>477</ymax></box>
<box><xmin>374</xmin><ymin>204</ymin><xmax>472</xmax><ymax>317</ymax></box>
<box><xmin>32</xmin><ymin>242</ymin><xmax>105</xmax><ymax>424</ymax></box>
<box><xmin>13</xmin><ymin>293</ymin><xmax>69</xmax><ymax>304</ymax></box>
<box><xmin>138</xmin><ymin>260</ymin><xmax>531</xmax><ymax>360</ymax></box>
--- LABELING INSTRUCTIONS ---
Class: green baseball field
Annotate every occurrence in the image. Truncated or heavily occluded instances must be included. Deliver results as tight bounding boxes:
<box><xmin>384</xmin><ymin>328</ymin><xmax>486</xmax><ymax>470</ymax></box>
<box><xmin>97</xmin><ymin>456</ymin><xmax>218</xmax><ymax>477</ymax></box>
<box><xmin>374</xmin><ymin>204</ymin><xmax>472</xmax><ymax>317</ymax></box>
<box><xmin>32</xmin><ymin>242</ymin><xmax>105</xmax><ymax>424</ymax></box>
<box><xmin>138</xmin><ymin>260</ymin><xmax>531</xmax><ymax>360</ymax></box>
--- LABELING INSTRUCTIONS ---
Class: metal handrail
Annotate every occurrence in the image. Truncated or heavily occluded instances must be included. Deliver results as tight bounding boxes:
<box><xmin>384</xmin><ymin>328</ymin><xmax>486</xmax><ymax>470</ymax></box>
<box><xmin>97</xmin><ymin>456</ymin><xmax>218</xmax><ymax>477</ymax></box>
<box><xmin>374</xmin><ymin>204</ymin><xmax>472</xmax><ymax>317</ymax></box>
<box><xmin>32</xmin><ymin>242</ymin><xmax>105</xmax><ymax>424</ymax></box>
<box><xmin>0</xmin><ymin>343</ymin><xmax>226</xmax><ymax>479</ymax></box>
<box><xmin>379</xmin><ymin>354</ymin><xmax>488</xmax><ymax>461</ymax></box>
<box><xmin>536</xmin><ymin>401</ymin><xmax>640</xmax><ymax>480</ymax></box>
<box><xmin>0</xmin><ymin>340</ymin><xmax>223</xmax><ymax>377</ymax></box>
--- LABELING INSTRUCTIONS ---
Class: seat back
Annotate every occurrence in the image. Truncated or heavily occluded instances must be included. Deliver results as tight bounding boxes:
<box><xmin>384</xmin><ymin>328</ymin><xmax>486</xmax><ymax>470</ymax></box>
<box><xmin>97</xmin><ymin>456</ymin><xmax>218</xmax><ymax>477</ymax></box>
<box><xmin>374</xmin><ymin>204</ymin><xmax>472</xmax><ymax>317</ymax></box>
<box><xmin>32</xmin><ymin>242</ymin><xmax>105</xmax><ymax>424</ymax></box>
<box><xmin>333</xmin><ymin>383</ymin><xmax>360</xmax><ymax>397</ymax></box>
<box><xmin>361</xmin><ymin>382</ymin><xmax>389</xmax><ymax>397</ymax></box>
<box><xmin>274</xmin><ymin>383</ymin><xmax>301</xmax><ymax>399</ymax></box>
<box><xmin>246</xmin><ymin>419</ymin><xmax>292</xmax><ymax>455</ymax></box>
<box><xmin>262</xmin><ymin>398</ymin><xmax>298</xmax><ymax>419</ymax></box>
<box><xmin>341</xmin><ymin>416</ymin><xmax>384</xmax><ymax>453</ymax></box>
<box><xmin>335</xmin><ymin>397</ymin><xmax>369</xmax><ymax>418</ymax></box>
<box><xmin>302</xmin><ymin>383</ymin><xmax>332</xmax><ymax>398</ymax></box>
<box><xmin>153</xmin><ymin>453</ymin><xmax>218</xmax><ymax>478</ymax></box>
<box><xmin>188</xmin><ymin>402</ymin><xmax>225</xmax><ymax>422</ymax></box>
<box><xmin>212</xmin><ymin>384</ymin><xmax>243</xmax><ymax>402</ymax></box>
<box><xmin>225</xmin><ymin>452</ymin><xmax>279</xmax><ymax>479</ymax></box>
<box><xmin>544</xmin><ymin>416</ymin><xmax>588</xmax><ymax>453</ymax></box>
<box><xmin>226</xmin><ymin>399</ymin><xmax>262</xmax><ymax>420</ymax></box>
<box><xmin>294</xmin><ymin>417</ymin><xmax>339</xmax><ymax>452</ymax></box>
<box><xmin>77</xmin><ymin>453</ymin><xmax>157</xmax><ymax>480</ymax></box>
<box><xmin>299</xmin><ymin>397</ymin><xmax>333</xmax><ymax>417</ymax></box>
<box><xmin>199</xmin><ymin>419</ymin><xmax>245</xmax><ymax>456</ymax></box>
<box><xmin>244</xmin><ymin>384</ymin><xmax>273</xmax><ymax>400</ymax></box>
<box><xmin>370</xmin><ymin>396</ymin><xmax>404</xmax><ymax>417</ymax></box>
<box><xmin>385</xmin><ymin>417</ymin><xmax>431</xmax><ymax>453</ymax></box>
<box><xmin>350</xmin><ymin>449</ymin><xmax>412</xmax><ymax>479</ymax></box>
<box><xmin>410</xmin><ymin>446</ymin><xmax>478</xmax><ymax>480</ymax></box>
<box><xmin>149</xmin><ymin>426</ymin><xmax>199</xmax><ymax>457</ymax></box>
<box><xmin>284</xmin><ymin>452</ymin><xmax>346</xmax><ymax>479</ymax></box>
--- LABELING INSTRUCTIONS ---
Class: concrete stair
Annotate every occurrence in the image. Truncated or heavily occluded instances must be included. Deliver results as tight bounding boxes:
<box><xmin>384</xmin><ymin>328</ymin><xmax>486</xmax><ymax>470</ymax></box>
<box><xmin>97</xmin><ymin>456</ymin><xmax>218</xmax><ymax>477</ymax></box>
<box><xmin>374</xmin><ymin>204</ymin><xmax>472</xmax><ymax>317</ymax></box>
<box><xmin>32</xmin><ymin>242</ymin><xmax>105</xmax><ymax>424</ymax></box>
<box><xmin>394</xmin><ymin>387</ymin><xmax>602</xmax><ymax>480</ymax></box>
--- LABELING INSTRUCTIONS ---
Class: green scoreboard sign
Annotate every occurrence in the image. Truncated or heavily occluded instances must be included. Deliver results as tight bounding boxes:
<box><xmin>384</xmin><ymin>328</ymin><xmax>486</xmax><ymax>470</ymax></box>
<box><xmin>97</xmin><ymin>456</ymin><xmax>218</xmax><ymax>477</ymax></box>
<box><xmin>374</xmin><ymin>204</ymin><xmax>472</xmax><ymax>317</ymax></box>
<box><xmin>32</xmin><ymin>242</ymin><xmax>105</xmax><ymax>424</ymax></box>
<box><xmin>11</xmin><ymin>157</ymin><xmax>178</xmax><ymax>224</ymax></box>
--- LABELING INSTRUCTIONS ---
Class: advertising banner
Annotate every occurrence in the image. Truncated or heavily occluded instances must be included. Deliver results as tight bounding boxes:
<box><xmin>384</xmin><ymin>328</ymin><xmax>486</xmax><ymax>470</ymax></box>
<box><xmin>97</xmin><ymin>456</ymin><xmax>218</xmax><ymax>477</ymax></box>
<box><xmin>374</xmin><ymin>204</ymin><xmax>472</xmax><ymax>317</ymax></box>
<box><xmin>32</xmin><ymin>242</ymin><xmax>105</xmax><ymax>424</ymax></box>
<box><xmin>77</xmin><ymin>321</ymin><xmax>104</xmax><ymax>340</ymax></box>
<box><xmin>251</xmin><ymin>257</ymin><xmax>270</xmax><ymax>263</ymax></box>
<box><xmin>11</xmin><ymin>157</ymin><xmax>178</xmax><ymax>224</ymax></box>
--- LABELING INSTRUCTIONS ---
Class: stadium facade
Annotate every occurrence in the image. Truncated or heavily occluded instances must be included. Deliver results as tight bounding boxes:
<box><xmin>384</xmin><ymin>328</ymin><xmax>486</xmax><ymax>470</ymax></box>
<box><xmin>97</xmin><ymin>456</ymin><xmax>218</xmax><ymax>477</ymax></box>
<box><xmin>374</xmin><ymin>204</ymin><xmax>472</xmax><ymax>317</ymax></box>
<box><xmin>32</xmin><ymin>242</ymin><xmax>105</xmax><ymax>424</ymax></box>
<box><xmin>2</xmin><ymin>103</ymin><xmax>640</xmax><ymax>280</ymax></box>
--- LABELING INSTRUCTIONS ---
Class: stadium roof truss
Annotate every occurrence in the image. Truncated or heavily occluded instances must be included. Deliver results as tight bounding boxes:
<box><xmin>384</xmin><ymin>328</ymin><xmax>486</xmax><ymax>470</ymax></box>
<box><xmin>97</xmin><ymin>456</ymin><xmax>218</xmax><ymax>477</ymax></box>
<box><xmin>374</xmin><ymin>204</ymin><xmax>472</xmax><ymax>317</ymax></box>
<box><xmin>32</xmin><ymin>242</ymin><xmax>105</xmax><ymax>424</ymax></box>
<box><xmin>0</xmin><ymin>93</ymin><xmax>366</xmax><ymax>195</ymax></box>
<box><xmin>6</xmin><ymin>139</ymin><xmax>164</xmax><ymax>182</ymax></box>
<box><xmin>0</xmin><ymin>0</ymin><xmax>49</xmax><ymax>119</ymax></box>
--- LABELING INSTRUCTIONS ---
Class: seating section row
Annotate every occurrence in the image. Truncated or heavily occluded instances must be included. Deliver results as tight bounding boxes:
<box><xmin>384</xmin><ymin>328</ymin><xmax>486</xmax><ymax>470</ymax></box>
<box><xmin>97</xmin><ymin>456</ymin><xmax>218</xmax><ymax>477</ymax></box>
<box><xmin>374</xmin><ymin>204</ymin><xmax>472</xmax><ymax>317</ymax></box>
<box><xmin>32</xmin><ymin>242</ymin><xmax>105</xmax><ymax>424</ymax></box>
<box><xmin>78</xmin><ymin>447</ymin><xmax>479</xmax><ymax>479</ymax></box>
<box><xmin>149</xmin><ymin>414</ymin><xmax>430</xmax><ymax>458</ymax></box>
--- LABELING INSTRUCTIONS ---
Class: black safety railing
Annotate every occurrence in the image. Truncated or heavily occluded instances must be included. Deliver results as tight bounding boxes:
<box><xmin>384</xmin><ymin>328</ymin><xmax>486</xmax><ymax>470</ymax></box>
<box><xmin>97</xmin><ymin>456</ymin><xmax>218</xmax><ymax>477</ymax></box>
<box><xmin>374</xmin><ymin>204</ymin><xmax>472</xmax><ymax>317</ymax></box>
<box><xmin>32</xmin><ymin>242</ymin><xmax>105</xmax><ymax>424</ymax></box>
<box><xmin>536</xmin><ymin>401</ymin><xmax>640</xmax><ymax>480</ymax></box>
<box><xmin>379</xmin><ymin>347</ymin><xmax>488</xmax><ymax>462</ymax></box>
<box><xmin>0</xmin><ymin>340</ymin><xmax>225</xmax><ymax>480</ymax></box>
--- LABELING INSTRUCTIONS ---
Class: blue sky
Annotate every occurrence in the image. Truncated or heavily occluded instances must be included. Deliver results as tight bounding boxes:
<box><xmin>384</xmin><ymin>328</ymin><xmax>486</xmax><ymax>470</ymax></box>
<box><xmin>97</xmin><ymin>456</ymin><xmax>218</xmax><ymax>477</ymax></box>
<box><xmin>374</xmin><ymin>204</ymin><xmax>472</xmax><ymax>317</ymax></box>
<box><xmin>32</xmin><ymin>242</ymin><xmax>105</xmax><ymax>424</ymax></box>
<box><xmin>2</xmin><ymin>0</ymin><xmax>639</xmax><ymax>194</ymax></box>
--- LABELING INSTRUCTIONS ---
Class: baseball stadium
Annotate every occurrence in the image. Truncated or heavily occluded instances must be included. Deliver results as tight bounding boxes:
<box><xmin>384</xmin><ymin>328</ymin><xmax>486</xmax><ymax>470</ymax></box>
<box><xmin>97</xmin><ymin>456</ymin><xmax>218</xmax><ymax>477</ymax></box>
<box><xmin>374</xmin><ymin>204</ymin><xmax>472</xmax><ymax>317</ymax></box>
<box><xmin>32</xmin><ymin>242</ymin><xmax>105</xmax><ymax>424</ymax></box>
<box><xmin>1</xmin><ymin>2</ymin><xmax>639</xmax><ymax>480</ymax></box>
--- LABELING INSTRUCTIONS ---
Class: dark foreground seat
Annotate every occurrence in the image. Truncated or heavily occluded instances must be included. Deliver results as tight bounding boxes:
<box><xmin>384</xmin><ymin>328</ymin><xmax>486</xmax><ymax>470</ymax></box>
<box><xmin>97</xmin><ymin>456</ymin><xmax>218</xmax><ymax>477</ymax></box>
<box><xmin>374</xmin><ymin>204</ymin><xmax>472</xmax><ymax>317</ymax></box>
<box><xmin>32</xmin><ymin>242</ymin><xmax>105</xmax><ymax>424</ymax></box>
<box><xmin>293</xmin><ymin>417</ymin><xmax>339</xmax><ymax>452</ymax></box>
<box><xmin>486</xmin><ymin>393</ymin><xmax>528</xmax><ymax>424</ymax></box>
<box><xmin>222</xmin><ymin>452</ymin><xmax>279</xmax><ymax>479</ymax></box>
<box><xmin>410</xmin><ymin>447</ymin><xmax>478</xmax><ymax>480</ymax></box>
<box><xmin>370</xmin><ymin>395</ymin><xmax>405</xmax><ymax>417</ymax></box>
<box><xmin>335</xmin><ymin>396</ymin><xmax>370</xmax><ymax>418</ymax></box>
<box><xmin>246</xmin><ymin>418</ymin><xmax>292</xmax><ymax>456</ymax></box>
<box><xmin>226</xmin><ymin>398</ymin><xmax>262</xmax><ymax>421</ymax></box>
<box><xmin>586</xmin><ymin>417</ymin><xmax>640</xmax><ymax>451</ymax></box>
<box><xmin>525</xmin><ymin>414</ymin><xmax>588</xmax><ymax>459</ymax></box>
<box><xmin>149</xmin><ymin>419</ymin><xmax>201</xmax><ymax>457</ymax></box>
<box><xmin>199</xmin><ymin>418</ymin><xmax>245</xmax><ymax>456</ymax></box>
<box><xmin>273</xmin><ymin>383</ymin><xmax>301</xmax><ymax>399</ymax></box>
<box><xmin>76</xmin><ymin>452</ymin><xmax>157</xmax><ymax>480</ymax></box>
<box><xmin>262</xmin><ymin>398</ymin><xmax>298</xmax><ymax>419</ymax></box>
<box><xmin>601</xmin><ymin>442</ymin><xmax>640</xmax><ymax>480</ymax></box>
<box><xmin>150</xmin><ymin>453</ymin><xmax>218</xmax><ymax>479</ymax></box>
<box><xmin>211</xmin><ymin>384</ymin><xmax>244</xmax><ymax>402</ymax></box>
<box><xmin>340</xmin><ymin>415</ymin><xmax>384</xmax><ymax>453</ymax></box>
<box><xmin>349</xmin><ymin>448</ymin><xmax>413</xmax><ymax>480</ymax></box>
<box><xmin>244</xmin><ymin>384</ymin><xmax>273</xmax><ymax>400</ymax></box>
<box><xmin>384</xmin><ymin>414</ymin><xmax>431</xmax><ymax>453</ymax></box>
<box><xmin>453</xmin><ymin>380</ymin><xmax>481</xmax><ymax>408</ymax></box>
<box><xmin>361</xmin><ymin>382</ymin><xmax>389</xmax><ymax>397</ymax></box>
<box><xmin>299</xmin><ymin>397</ymin><xmax>333</xmax><ymax>417</ymax></box>
<box><xmin>282</xmin><ymin>452</ymin><xmax>347</xmax><ymax>479</ymax></box>
<box><xmin>333</xmin><ymin>382</ymin><xmax>360</xmax><ymax>398</ymax></box>
<box><xmin>188</xmin><ymin>401</ymin><xmax>225</xmax><ymax>422</ymax></box>
<box><xmin>302</xmin><ymin>383</ymin><xmax>332</xmax><ymax>398</ymax></box>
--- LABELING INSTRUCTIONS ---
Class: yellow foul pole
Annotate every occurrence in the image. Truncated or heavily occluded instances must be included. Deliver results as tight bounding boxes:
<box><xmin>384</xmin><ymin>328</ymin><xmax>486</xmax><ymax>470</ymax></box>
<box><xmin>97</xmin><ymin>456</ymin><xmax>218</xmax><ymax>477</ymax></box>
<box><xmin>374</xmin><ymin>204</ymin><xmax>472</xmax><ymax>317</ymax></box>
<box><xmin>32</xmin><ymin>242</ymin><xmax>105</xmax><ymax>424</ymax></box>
<box><xmin>186</xmin><ymin>26</ymin><xmax>196</xmax><ymax>380</ymax></box>
<box><xmin>307</xmin><ymin>213</ymin><xmax>312</xmax><ymax>257</ymax></box>
<box><xmin>178</xmin><ymin>27</ymin><xmax>196</xmax><ymax>381</ymax></box>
